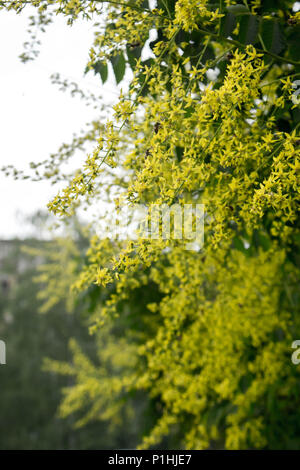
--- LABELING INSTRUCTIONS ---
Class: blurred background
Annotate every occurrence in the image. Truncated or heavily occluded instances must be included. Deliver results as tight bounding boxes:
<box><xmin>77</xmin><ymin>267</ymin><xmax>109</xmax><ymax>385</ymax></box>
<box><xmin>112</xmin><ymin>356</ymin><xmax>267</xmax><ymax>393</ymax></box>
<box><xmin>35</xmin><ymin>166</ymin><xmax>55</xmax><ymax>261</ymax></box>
<box><xmin>0</xmin><ymin>7</ymin><xmax>132</xmax><ymax>449</ymax></box>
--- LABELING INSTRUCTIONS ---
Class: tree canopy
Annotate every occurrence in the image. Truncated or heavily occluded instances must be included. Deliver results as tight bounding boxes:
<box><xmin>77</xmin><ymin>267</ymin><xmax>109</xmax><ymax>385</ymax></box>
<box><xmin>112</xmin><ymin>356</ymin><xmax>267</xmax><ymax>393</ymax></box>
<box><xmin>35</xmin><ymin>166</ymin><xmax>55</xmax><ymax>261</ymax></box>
<box><xmin>1</xmin><ymin>0</ymin><xmax>300</xmax><ymax>449</ymax></box>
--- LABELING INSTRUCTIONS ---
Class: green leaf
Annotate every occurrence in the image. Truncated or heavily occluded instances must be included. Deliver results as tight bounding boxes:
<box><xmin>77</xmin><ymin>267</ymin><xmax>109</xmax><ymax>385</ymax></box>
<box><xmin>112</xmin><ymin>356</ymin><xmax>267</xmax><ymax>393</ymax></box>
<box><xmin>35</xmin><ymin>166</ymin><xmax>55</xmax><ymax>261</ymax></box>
<box><xmin>238</xmin><ymin>14</ymin><xmax>259</xmax><ymax>45</ymax></box>
<box><xmin>126</xmin><ymin>45</ymin><xmax>142</xmax><ymax>70</ymax></box>
<box><xmin>287</xmin><ymin>27</ymin><xmax>300</xmax><ymax>62</ymax></box>
<box><xmin>220</xmin><ymin>12</ymin><xmax>237</xmax><ymax>38</ymax></box>
<box><xmin>111</xmin><ymin>53</ymin><xmax>126</xmax><ymax>84</ymax></box>
<box><xmin>252</xmin><ymin>230</ymin><xmax>271</xmax><ymax>251</ymax></box>
<box><xmin>92</xmin><ymin>60</ymin><xmax>108</xmax><ymax>84</ymax></box>
<box><xmin>233</xmin><ymin>236</ymin><xmax>247</xmax><ymax>253</ymax></box>
<box><xmin>158</xmin><ymin>0</ymin><xmax>175</xmax><ymax>14</ymax></box>
<box><xmin>183</xmin><ymin>43</ymin><xmax>215</xmax><ymax>67</ymax></box>
<box><xmin>260</xmin><ymin>19</ymin><xmax>286</xmax><ymax>55</ymax></box>
<box><xmin>175</xmin><ymin>146</ymin><xmax>184</xmax><ymax>162</ymax></box>
<box><xmin>226</xmin><ymin>4</ymin><xmax>249</xmax><ymax>14</ymax></box>
<box><xmin>258</xmin><ymin>0</ymin><xmax>278</xmax><ymax>13</ymax></box>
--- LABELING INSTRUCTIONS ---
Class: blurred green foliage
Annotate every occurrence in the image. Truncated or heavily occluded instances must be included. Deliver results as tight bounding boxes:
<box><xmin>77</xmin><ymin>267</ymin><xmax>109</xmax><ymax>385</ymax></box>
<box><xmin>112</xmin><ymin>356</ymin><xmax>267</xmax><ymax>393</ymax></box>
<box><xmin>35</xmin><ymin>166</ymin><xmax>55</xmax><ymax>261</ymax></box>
<box><xmin>0</xmin><ymin>237</ymin><xmax>151</xmax><ymax>449</ymax></box>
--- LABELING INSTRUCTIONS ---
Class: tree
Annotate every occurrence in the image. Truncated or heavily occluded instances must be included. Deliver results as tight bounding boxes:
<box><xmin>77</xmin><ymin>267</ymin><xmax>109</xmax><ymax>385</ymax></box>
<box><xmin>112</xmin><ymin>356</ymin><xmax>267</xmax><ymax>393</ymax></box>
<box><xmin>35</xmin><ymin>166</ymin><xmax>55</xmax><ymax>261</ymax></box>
<box><xmin>1</xmin><ymin>0</ymin><xmax>300</xmax><ymax>449</ymax></box>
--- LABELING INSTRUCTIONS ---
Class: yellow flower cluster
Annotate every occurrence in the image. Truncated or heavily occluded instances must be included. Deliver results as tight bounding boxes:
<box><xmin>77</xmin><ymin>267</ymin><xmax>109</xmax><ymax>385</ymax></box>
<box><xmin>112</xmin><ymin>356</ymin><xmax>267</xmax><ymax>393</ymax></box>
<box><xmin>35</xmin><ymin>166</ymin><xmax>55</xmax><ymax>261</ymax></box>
<box><xmin>174</xmin><ymin>0</ymin><xmax>223</xmax><ymax>31</ymax></box>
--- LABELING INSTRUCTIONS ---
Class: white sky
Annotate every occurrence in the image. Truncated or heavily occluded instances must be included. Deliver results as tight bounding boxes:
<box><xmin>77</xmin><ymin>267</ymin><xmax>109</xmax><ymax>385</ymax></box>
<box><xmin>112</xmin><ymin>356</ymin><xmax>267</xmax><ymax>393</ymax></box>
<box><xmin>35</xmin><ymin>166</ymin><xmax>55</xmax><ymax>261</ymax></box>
<box><xmin>1</xmin><ymin>2</ymin><xmax>299</xmax><ymax>239</ymax></box>
<box><xmin>0</xmin><ymin>6</ymin><xmax>121</xmax><ymax>239</ymax></box>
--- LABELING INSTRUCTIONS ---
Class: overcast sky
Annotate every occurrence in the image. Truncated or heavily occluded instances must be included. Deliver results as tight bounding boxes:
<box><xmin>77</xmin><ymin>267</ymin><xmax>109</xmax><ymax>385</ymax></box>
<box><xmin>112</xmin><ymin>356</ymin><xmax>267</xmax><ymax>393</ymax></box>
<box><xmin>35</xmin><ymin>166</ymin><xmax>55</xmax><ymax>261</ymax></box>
<box><xmin>0</xmin><ymin>6</ymin><xmax>121</xmax><ymax>239</ymax></box>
